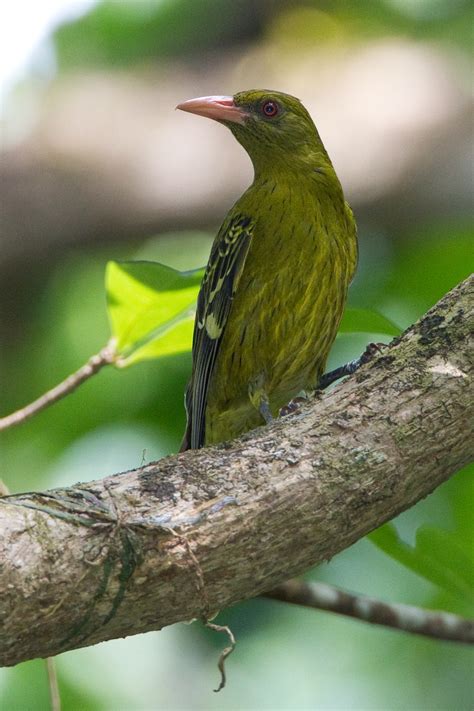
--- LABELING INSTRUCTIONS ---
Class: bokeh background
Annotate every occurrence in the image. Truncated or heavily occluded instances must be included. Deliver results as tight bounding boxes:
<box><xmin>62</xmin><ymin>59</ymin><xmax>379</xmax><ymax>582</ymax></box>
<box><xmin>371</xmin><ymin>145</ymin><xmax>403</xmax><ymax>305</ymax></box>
<box><xmin>0</xmin><ymin>1</ymin><xmax>473</xmax><ymax>709</ymax></box>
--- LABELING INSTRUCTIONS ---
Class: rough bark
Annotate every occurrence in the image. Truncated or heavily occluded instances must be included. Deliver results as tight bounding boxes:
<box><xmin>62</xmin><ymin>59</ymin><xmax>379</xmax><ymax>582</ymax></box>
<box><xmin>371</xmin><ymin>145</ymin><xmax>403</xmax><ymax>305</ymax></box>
<box><xmin>0</xmin><ymin>277</ymin><xmax>472</xmax><ymax>667</ymax></box>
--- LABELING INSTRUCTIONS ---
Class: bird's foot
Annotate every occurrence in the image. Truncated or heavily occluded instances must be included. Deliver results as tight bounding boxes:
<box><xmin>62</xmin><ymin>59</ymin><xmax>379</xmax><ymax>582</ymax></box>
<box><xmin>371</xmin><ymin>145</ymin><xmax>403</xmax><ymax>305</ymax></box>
<box><xmin>357</xmin><ymin>341</ymin><xmax>386</xmax><ymax>367</ymax></box>
<box><xmin>317</xmin><ymin>342</ymin><xmax>386</xmax><ymax>391</ymax></box>
<box><xmin>279</xmin><ymin>396</ymin><xmax>308</xmax><ymax>418</ymax></box>
<box><xmin>259</xmin><ymin>400</ymin><xmax>274</xmax><ymax>424</ymax></box>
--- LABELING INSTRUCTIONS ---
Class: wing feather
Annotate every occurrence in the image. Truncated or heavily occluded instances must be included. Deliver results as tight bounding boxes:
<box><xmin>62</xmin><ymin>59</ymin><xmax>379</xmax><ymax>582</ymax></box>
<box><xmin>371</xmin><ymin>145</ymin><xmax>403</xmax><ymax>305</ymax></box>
<box><xmin>182</xmin><ymin>212</ymin><xmax>254</xmax><ymax>450</ymax></box>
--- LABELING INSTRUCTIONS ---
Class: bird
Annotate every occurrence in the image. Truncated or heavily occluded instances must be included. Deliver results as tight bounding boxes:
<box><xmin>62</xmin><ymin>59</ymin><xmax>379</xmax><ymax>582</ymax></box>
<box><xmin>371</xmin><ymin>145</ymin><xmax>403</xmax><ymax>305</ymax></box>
<box><xmin>176</xmin><ymin>90</ymin><xmax>358</xmax><ymax>451</ymax></box>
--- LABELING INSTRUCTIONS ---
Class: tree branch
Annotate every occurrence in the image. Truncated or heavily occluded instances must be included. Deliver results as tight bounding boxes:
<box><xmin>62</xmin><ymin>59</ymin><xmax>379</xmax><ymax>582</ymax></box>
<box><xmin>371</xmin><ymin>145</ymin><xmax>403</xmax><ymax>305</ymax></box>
<box><xmin>0</xmin><ymin>277</ymin><xmax>472</xmax><ymax>667</ymax></box>
<box><xmin>0</xmin><ymin>343</ymin><xmax>116</xmax><ymax>431</ymax></box>
<box><xmin>265</xmin><ymin>580</ymin><xmax>474</xmax><ymax>644</ymax></box>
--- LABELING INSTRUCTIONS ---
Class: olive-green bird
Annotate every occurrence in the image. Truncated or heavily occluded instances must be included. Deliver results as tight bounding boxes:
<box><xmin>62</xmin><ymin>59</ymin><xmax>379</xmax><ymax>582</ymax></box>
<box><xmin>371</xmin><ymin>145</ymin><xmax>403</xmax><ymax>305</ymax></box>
<box><xmin>177</xmin><ymin>90</ymin><xmax>358</xmax><ymax>451</ymax></box>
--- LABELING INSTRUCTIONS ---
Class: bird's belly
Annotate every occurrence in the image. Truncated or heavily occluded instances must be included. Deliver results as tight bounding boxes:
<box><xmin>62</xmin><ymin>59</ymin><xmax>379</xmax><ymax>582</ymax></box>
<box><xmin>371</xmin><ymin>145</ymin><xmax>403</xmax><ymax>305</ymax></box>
<box><xmin>205</xmin><ymin>236</ymin><xmax>350</xmax><ymax>444</ymax></box>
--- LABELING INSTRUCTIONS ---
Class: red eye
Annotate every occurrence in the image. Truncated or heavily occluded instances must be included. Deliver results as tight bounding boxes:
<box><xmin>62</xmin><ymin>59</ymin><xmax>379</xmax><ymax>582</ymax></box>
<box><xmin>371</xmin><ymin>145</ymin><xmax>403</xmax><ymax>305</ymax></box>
<box><xmin>262</xmin><ymin>100</ymin><xmax>278</xmax><ymax>117</ymax></box>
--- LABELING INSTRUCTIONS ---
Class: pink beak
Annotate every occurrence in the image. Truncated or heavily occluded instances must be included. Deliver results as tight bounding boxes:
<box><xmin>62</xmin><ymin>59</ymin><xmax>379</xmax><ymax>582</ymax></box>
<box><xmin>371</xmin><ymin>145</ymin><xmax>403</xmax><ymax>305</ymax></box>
<box><xmin>176</xmin><ymin>95</ymin><xmax>247</xmax><ymax>125</ymax></box>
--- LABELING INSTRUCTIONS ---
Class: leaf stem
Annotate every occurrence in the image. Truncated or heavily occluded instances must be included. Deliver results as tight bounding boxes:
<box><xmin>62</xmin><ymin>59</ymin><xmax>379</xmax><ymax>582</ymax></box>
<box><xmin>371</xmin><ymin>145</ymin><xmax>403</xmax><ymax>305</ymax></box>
<box><xmin>0</xmin><ymin>342</ymin><xmax>116</xmax><ymax>432</ymax></box>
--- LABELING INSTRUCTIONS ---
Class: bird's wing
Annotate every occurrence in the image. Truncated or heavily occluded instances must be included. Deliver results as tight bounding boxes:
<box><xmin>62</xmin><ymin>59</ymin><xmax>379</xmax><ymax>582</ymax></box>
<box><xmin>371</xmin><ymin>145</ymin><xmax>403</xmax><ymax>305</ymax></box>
<box><xmin>183</xmin><ymin>212</ymin><xmax>255</xmax><ymax>450</ymax></box>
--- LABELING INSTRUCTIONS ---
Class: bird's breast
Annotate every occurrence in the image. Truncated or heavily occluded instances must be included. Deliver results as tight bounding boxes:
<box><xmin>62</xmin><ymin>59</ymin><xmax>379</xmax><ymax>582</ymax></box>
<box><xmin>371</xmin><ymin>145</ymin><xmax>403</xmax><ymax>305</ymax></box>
<box><xmin>207</xmin><ymin>181</ymin><xmax>357</xmax><ymax>424</ymax></box>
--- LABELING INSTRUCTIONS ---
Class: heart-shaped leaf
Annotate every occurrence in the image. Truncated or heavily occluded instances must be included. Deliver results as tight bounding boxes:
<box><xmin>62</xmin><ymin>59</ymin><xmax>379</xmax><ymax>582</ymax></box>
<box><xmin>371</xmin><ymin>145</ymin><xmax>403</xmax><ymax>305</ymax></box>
<box><xmin>106</xmin><ymin>260</ymin><xmax>203</xmax><ymax>367</ymax></box>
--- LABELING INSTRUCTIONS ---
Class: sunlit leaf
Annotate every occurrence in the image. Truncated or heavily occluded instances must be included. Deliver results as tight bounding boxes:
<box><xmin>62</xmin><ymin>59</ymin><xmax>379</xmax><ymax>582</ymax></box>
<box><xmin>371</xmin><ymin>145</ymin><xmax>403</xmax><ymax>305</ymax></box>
<box><xmin>340</xmin><ymin>308</ymin><xmax>401</xmax><ymax>336</ymax></box>
<box><xmin>106</xmin><ymin>260</ymin><xmax>203</xmax><ymax>366</ymax></box>
<box><xmin>369</xmin><ymin>522</ymin><xmax>474</xmax><ymax>603</ymax></box>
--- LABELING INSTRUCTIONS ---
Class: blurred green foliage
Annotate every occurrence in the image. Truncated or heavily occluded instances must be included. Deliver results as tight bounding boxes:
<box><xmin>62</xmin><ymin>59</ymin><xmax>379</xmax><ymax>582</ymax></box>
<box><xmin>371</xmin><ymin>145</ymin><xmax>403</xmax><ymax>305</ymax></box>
<box><xmin>371</xmin><ymin>516</ymin><xmax>474</xmax><ymax>605</ymax></box>
<box><xmin>53</xmin><ymin>0</ymin><xmax>285</xmax><ymax>66</ymax></box>
<box><xmin>52</xmin><ymin>0</ymin><xmax>474</xmax><ymax>70</ymax></box>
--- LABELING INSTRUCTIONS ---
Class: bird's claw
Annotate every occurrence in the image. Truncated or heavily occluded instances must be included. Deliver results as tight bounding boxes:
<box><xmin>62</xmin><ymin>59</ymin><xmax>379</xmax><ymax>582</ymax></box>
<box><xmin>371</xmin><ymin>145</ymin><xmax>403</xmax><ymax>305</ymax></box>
<box><xmin>345</xmin><ymin>342</ymin><xmax>387</xmax><ymax>375</ymax></box>
<box><xmin>279</xmin><ymin>396</ymin><xmax>308</xmax><ymax>418</ymax></box>
<box><xmin>358</xmin><ymin>341</ymin><xmax>386</xmax><ymax>367</ymax></box>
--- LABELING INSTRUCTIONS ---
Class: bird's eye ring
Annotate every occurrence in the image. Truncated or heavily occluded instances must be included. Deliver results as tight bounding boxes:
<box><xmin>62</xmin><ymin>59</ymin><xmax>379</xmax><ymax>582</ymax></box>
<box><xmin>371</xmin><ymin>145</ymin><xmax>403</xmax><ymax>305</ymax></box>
<box><xmin>262</xmin><ymin>100</ymin><xmax>279</xmax><ymax>118</ymax></box>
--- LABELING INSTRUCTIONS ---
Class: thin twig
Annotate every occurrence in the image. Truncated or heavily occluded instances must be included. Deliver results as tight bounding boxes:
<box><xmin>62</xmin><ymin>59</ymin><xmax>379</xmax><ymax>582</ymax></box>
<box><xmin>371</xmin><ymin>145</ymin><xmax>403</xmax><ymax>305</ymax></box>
<box><xmin>0</xmin><ymin>342</ymin><xmax>116</xmax><ymax>432</ymax></box>
<box><xmin>205</xmin><ymin>621</ymin><xmax>236</xmax><ymax>692</ymax></box>
<box><xmin>264</xmin><ymin>579</ymin><xmax>474</xmax><ymax>644</ymax></box>
<box><xmin>46</xmin><ymin>657</ymin><xmax>61</xmax><ymax>711</ymax></box>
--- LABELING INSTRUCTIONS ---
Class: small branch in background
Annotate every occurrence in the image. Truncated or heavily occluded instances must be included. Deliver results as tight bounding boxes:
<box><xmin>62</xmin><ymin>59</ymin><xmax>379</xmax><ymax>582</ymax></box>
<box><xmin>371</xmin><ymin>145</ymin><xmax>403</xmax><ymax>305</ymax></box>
<box><xmin>46</xmin><ymin>657</ymin><xmax>61</xmax><ymax>711</ymax></box>
<box><xmin>0</xmin><ymin>342</ymin><xmax>116</xmax><ymax>432</ymax></box>
<box><xmin>265</xmin><ymin>580</ymin><xmax>474</xmax><ymax>645</ymax></box>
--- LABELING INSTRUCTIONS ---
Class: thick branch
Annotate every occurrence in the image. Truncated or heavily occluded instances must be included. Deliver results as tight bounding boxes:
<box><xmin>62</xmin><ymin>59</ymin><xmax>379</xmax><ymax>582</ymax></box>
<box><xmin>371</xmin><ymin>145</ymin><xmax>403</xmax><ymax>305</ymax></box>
<box><xmin>0</xmin><ymin>277</ymin><xmax>472</xmax><ymax>667</ymax></box>
<box><xmin>265</xmin><ymin>580</ymin><xmax>474</xmax><ymax>644</ymax></box>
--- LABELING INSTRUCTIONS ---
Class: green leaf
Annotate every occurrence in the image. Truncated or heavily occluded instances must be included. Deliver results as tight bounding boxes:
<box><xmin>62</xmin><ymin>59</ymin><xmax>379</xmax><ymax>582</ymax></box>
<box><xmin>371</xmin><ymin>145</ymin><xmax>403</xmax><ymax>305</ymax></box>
<box><xmin>369</xmin><ymin>523</ymin><xmax>474</xmax><ymax>603</ymax></box>
<box><xmin>106</xmin><ymin>260</ymin><xmax>203</xmax><ymax>366</ymax></box>
<box><xmin>339</xmin><ymin>308</ymin><xmax>401</xmax><ymax>336</ymax></box>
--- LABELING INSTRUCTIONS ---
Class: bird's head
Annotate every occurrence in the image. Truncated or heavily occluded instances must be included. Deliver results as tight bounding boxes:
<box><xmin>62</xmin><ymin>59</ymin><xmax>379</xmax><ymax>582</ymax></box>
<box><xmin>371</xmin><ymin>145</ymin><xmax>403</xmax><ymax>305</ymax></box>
<box><xmin>177</xmin><ymin>89</ymin><xmax>332</xmax><ymax>176</ymax></box>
